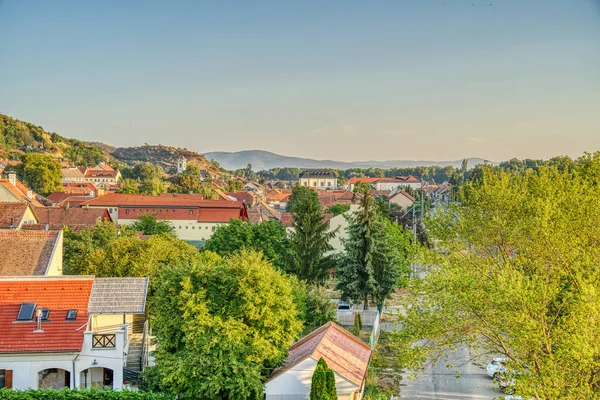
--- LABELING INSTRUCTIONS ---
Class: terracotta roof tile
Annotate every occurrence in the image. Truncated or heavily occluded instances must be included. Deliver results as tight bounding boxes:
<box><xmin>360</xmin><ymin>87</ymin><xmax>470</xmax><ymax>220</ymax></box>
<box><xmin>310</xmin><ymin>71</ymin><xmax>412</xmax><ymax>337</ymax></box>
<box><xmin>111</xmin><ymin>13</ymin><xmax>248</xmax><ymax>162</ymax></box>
<box><xmin>0</xmin><ymin>277</ymin><xmax>93</xmax><ymax>353</ymax></box>
<box><xmin>0</xmin><ymin>202</ymin><xmax>30</xmax><ymax>228</ymax></box>
<box><xmin>0</xmin><ymin>231</ymin><xmax>61</xmax><ymax>276</ymax></box>
<box><xmin>33</xmin><ymin>207</ymin><xmax>112</xmax><ymax>227</ymax></box>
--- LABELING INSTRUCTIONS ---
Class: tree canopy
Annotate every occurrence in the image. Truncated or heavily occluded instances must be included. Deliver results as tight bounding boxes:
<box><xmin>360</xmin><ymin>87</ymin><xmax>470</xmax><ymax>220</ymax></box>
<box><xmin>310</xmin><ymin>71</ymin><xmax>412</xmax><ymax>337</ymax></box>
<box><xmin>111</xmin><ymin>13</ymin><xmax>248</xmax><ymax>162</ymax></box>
<box><xmin>287</xmin><ymin>186</ymin><xmax>337</xmax><ymax>283</ymax></box>
<box><xmin>128</xmin><ymin>213</ymin><xmax>175</xmax><ymax>236</ymax></box>
<box><xmin>204</xmin><ymin>219</ymin><xmax>291</xmax><ymax>271</ymax></box>
<box><xmin>17</xmin><ymin>153</ymin><xmax>62</xmax><ymax>196</ymax></box>
<box><xmin>148</xmin><ymin>250</ymin><xmax>302</xmax><ymax>399</ymax></box>
<box><xmin>393</xmin><ymin>158</ymin><xmax>600</xmax><ymax>399</ymax></box>
<box><xmin>63</xmin><ymin>221</ymin><xmax>197</xmax><ymax>278</ymax></box>
<box><xmin>337</xmin><ymin>190</ymin><xmax>411</xmax><ymax>309</ymax></box>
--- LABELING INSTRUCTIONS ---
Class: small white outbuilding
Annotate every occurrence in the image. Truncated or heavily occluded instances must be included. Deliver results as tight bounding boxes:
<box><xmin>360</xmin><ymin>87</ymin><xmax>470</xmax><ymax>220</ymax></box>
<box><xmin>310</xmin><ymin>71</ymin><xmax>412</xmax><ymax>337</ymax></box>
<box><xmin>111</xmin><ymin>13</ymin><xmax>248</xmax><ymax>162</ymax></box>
<box><xmin>265</xmin><ymin>321</ymin><xmax>372</xmax><ymax>400</ymax></box>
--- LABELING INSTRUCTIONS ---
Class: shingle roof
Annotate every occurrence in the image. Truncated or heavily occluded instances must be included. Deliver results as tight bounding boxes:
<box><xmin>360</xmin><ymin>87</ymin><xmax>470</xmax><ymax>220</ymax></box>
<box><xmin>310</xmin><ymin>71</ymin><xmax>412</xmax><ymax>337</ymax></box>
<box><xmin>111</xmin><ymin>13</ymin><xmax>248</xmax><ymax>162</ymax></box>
<box><xmin>61</xmin><ymin>168</ymin><xmax>85</xmax><ymax>179</ymax></box>
<box><xmin>0</xmin><ymin>276</ymin><xmax>93</xmax><ymax>353</ymax></box>
<box><xmin>268</xmin><ymin>322</ymin><xmax>371</xmax><ymax>387</ymax></box>
<box><xmin>88</xmin><ymin>278</ymin><xmax>148</xmax><ymax>314</ymax></box>
<box><xmin>0</xmin><ymin>202</ymin><xmax>30</xmax><ymax>228</ymax></box>
<box><xmin>0</xmin><ymin>231</ymin><xmax>61</xmax><ymax>276</ymax></box>
<box><xmin>299</xmin><ymin>169</ymin><xmax>336</xmax><ymax>179</ymax></box>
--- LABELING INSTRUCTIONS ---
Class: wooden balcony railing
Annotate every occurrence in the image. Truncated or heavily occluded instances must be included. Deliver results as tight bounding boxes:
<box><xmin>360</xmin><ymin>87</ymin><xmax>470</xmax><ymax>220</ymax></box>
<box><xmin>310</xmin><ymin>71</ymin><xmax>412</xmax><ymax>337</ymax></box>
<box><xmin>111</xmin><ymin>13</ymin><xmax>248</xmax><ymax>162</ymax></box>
<box><xmin>92</xmin><ymin>334</ymin><xmax>116</xmax><ymax>348</ymax></box>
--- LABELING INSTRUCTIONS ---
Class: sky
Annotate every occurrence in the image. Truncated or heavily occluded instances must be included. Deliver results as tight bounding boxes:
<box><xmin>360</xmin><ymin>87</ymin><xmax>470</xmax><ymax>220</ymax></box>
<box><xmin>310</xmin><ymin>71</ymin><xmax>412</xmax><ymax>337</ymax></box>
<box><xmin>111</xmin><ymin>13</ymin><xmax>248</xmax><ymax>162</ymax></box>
<box><xmin>1</xmin><ymin>0</ymin><xmax>599</xmax><ymax>162</ymax></box>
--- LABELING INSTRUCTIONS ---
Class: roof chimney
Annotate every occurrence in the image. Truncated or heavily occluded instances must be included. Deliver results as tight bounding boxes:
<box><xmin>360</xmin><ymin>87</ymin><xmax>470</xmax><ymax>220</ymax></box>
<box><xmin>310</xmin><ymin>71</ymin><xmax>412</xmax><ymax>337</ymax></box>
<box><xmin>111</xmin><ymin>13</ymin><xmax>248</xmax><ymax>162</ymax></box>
<box><xmin>8</xmin><ymin>172</ymin><xmax>16</xmax><ymax>187</ymax></box>
<box><xmin>34</xmin><ymin>308</ymin><xmax>43</xmax><ymax>333</ymax></box>
<box><xmin>27</xmin><ymin>189</ymin><xmax>33</xmax><ymax>200</ymax></box>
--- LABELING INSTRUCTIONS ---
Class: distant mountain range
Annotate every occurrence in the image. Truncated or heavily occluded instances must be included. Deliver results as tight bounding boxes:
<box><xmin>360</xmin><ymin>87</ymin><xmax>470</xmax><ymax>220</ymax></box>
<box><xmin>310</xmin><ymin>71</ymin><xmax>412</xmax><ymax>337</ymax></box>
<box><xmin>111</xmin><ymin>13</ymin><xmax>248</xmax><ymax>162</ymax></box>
<box><xmin>203</xmin><ymin>150</ymin><xmax>495</xmax><ymax>171</ymax></box>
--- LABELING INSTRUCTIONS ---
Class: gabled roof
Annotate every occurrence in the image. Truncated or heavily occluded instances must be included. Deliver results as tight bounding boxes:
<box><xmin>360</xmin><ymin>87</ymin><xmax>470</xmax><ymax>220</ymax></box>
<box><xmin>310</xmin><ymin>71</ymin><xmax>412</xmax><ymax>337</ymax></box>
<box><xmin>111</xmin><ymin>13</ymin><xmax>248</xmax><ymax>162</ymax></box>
<box><xmin>225</xmin><ymin>191</ymin><xmax>256</xmax><ymax>205</ymax></box>
<box><xmin>0</xmin><ymin>202</ymin><xmax>35</xmax><ymax>228</ymax></box>
<box><xmin>0</xmin><ymin>179</ymin><xmax>45</xmax><ymax>207</ymax></box>
<box><xmin>0</xmin><ymin>276</ymin><xmax>93</xmax><ymax>353</ymax></box>
<box><xmin>83</xmin><ymin>193</ymin><xmax>243</xmax><ymax>209</ymax></box>
<box><xmin>88</xmin><ymin>277</ymin><xmax>148</xmax><ymax>314</ymax></box>
<box><xmin>61</xmin><ymin>168</ymin><xmax>85</xmax><ymax>179</ymax></box>
<box><xmin>0</xmin><ymin>231</ymin><xmax>62</xmax><ymax>276</ymax></box>
<box><xmin>388</xmin><ymin>190</ymin><xmax>416</xmax><ymax>202</ymax></box>
<box><xmin>268</xmin><ymin>322</ymin><xmax>371</xmax><ymax>387</ymax></box>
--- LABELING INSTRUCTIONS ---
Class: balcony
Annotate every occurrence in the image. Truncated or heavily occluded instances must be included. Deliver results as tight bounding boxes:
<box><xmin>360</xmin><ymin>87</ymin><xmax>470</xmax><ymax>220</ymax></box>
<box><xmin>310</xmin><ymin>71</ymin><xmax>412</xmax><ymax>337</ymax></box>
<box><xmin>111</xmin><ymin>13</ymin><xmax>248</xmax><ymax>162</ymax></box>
<box><xmin>92</xmin><ymin>334</ymin><xmax>116</xmax><ymax>349</ymax></box>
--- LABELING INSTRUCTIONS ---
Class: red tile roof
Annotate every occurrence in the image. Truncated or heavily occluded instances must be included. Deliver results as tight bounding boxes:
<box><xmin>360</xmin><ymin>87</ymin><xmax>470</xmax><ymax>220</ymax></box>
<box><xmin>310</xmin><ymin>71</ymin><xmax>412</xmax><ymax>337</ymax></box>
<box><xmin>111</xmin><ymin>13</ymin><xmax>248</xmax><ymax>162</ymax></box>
<box><xmin>0</xmin><ymin>179</ymin><xmax>45</xmax><ymax>207</ymax></box>
<box><xmin>84</xmin><ymin>193</ymin><xmax>248</xmax><ymax>223</ymax></box>
<box><xmin>0</xmin><ymin>277</ymin><xmax>93</xmax><ymax>353</ymax></box>
<box><xmin>345</xmin><ymin>177</ymin><xmax>380</xmax><ymax>185</ymax></box>
<box><xmin>0</xmin><ymin>202</ymin><xmax>31</xmax><ymax>228</ymax></box>
<box><xmin>268</xmin><ymin>322</ymin><xmax>371</xmax><ymax>388</ymax></box>
<box><xmin>225</xmin><ymin>191</ymin><xmax>256</xmax><ymax>205</ymax></box>
<box><xmin>0</xmin><ymin>231</ymin><xmax>62</xmax><ymax>276</ymax></box>
<box><xmin>33</xmin><ymin>207</ymin><xmax>112</xmax><ymax>228</ymax></box>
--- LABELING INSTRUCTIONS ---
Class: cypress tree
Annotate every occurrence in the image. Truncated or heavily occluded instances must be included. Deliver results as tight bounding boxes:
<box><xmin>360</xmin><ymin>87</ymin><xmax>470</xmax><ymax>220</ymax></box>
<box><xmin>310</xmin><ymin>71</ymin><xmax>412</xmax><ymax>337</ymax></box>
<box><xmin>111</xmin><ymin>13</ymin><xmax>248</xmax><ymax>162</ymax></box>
<box><xmin>310</xmin><ymin>358</ymin><xmax>327</xmax><ymax>400</ymax></box>
<box><xmin>325</xmin><ymin>368</ymin><xmax>338</xmax><ymax>400</ymax></box>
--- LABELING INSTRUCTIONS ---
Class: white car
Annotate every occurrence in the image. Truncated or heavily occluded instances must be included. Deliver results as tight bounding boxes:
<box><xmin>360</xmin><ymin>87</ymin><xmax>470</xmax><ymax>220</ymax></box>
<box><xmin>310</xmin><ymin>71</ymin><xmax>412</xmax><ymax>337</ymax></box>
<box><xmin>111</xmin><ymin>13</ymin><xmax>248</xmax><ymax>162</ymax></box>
<box><xmin>487</xmin><ymin>357</ymin><xmax>508</xmax><ymax>378</ymax></box>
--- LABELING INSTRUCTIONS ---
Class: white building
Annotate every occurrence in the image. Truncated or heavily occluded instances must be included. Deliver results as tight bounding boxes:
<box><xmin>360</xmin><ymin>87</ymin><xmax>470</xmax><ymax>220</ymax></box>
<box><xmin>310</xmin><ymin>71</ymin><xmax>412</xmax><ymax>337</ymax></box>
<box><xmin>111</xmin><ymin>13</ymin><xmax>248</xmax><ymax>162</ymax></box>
<box><xmin>344</xmin><ymin>176</ymin><xmax>421</xmax><ymax>192</ymax></box>
<box><xmin>299</xmin><ymin>170</ymin><xmax>337</xmax><ymax>190</ymax></box>
<box><xmin>82</xmin><ymin>193</ymin><xmax>248</xmax><ymax>243</ymax></box>
<box><xmin>177</xmin><ymin>157</ymin><xmax>187</xmax><ymax>174</ymax></box>
<box><xmin>265</xmin><ymin>322</ymin><xmax>371</xmax><ymax>400</ymax></box>
<box><xmin>0</xmin><ymin>276</ymin><xmax>149</xmax><ymax>391</ymax></box>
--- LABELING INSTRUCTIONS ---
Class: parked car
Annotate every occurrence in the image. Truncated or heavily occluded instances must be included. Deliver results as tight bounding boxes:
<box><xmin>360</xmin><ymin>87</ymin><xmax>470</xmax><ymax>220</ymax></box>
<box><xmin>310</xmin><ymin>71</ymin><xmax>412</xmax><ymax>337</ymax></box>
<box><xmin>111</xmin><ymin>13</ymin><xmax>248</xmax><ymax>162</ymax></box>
<box><xmin>487</xmin><ymin>357</ymin><xmax>508</xmax><ymax>379</ymax></box>
<box><xmin>337</xmin><ymin>300</ymin><xmax>352</xmax><ymax>311</ymax></box>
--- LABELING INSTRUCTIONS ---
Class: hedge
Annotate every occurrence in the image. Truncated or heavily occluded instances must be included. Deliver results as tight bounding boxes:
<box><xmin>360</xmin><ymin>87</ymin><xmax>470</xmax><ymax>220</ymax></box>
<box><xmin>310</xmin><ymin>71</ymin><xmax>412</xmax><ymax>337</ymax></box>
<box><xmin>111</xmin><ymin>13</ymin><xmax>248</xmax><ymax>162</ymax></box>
<box><xmin>0</xmin><ymin>389</ymin><xmax>174</xmax><ymax>400</ymax></box>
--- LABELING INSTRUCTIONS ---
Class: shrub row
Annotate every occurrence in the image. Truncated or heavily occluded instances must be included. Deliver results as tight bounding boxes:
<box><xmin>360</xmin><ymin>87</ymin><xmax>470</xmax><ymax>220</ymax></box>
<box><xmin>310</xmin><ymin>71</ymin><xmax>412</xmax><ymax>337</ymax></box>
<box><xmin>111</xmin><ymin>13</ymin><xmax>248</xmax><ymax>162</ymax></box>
<box><xmin>0</xmin><ymin>389</ymin><xmax>174</xmax><ymax>400</ymax></box>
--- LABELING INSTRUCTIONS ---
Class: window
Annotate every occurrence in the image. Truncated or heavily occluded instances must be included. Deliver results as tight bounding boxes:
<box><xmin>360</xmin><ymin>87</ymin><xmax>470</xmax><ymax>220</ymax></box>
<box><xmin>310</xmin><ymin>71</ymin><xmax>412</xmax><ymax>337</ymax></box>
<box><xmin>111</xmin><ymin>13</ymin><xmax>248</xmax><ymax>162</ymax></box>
<box><xmin>313</xmin><ymin>182</ymin><xmax>317</xmax><ymax>187</ymax></box>
<box><xmin>189</xmin><ymin>210</ymin><xmax>193</xmax><ymax>215</ymax></box>
<box><xmin>40</xmin><ymin>308</ymin><xmax>50</xmax><ymax>320</ymax></box>
<box><xmin>192</xmin><ymin>226</ymin><xmax>195</xmax><ymax>229</ymax></box>
<box><xmin>125</xmin><ymin>209</ymin><xmax>129</xmax><ymax>215</ymax></box>
<box><xmin>146</xmin><ymin>209</ymin><xmax>149</xmax><ymax>212</ymax></box>
<box><xmin>186</xmin><ymin>226</ymin><xmax>188</xmax><ymax>229</ymax></box>
<box><xmin>212</xmin><ymin>226</ymin><xmax>216</xmax><ymax>232</ymax></box>
<box><xmin>179</xmin><ymin>226</ymin><xmax>182</xmax><ymax>229</ymax></box>
<box><xmin>0</xmin><ymin>369</ymin><xmax>5</xmax><ymax>389</ymax></box>
<box><xmin>17</xmin><ymin>302</ymin><xmax>36</xmax><ymax>321</ymax></box>
<box><xmin>205</xmin><ymin>226</ymin><xmax>208</xmax><ymax>229</ymax></box>
<box><xmin>66</xmin><ymin>309</ymin><xmax>77</xmax><ymax>321</ymax></box>
<box><xmin>327</xmin><ymin>181</ymin><xmax>331</xmax><ymax>186</ymax></box>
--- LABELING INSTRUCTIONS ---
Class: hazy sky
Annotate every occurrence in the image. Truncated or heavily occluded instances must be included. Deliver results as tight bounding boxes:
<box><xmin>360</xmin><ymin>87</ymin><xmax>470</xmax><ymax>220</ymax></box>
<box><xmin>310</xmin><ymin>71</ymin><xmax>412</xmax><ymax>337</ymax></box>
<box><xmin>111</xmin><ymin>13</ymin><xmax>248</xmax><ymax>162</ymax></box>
<box><xmin>1</xmin><ymin>0</ymin><xmax>599</xmax><ymax>162</ymax></box>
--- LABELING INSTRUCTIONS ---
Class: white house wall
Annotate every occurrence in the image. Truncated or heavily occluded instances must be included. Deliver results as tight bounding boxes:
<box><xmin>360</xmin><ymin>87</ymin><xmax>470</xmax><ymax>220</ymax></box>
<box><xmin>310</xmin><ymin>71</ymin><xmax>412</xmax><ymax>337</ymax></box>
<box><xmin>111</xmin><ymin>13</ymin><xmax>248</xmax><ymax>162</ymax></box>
<box><xmin>265</xmin><ymin>357</ymin><xmax>360</xmax><ymax>400</ymax></box>
<box><xmin>45</xmin><ymin>230</ymin><xmax>63</xmax><ymax>276</ymax></box>
<box><xmin>327</xmin><ymin>205</ymin><xmax>359</xmax><ymax>255</ymax></box>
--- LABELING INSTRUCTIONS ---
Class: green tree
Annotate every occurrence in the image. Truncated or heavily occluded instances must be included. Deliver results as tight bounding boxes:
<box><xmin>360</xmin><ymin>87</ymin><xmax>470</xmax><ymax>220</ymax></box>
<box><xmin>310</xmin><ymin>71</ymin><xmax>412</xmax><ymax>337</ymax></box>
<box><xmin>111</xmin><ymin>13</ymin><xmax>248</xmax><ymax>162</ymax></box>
<box><xmin>393</xmin><ymin>162</ymin><xmax>600</xmax><ymax>399</ymax></box>
<box><xmin>337</xmin><ymin>191</ymin><xmax>411</xmax><ymax>310</ymax></box>
<box><xmin>17</xmin><ymin>153</ymin><xmax>62</xmax><ymax>196</ymax></box>
<box><xmin>117</xmin><ymin>178</ymin><xmax>140</xmax><ymax>194</ymax></box>
<box><xmin>225</xmin><ymin>179</ymin><xmax>243</xmax><ymax>192</ymax></box>
<box><xmin>325</xmin><ymin>368</ymin><xmax>338</xmax><ymax>400</ymax></box>
<box><xmin>353</xmin><ymin>312</ymin><xmax>363</xmax><ymax>336</ymax></box>
<box><xmin>310</xmin><ymin>358</ymin><xmax>337</xmax><ymax>400</ymax></box>
<box><xmin>63</xmin><ymin>221</ymin><xmax>197</xmax><ymax>278</ymax></box>
<box><xmin>326</xmin><ymin>204</ymin><xmax>350</xmax><ymax>216</ymax></box>
<box><xmin>310</xmin><ymin>358</ymin><xmax>328</xmax><ymax>400</ymax></box>
<box><xmin>149</xmin><ymin>250</ymin><xmax>302</xmax><ymax>399</ymax></box>
<box><xmin>132</xmin><ymin>162</ymin><xmax>166</xmax><ymax>195</ymax></box>
<box><xmin>288</xmin><ymin>186</ymin><xmax>337</xmax><ymax>283</ymax></box>
<box><xmin>205</xmin><ymin>219</ymin><xmax>291</xmax><ymax>271</ymax></box>
<box><xmin>128</xmin><ymin>213</ymin><xmax>175</xmax><ymax>236</ymax></box>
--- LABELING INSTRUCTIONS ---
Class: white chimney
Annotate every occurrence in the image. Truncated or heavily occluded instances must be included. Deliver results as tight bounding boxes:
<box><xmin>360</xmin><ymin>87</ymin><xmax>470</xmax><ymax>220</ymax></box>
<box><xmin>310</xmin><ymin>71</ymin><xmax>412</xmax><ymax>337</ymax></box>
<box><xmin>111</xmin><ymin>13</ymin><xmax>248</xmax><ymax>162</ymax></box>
<box><xmin>8</xmin><ymin>172</ymin><xmax>16</xmax><ymax>187</ymax></box>
<box><xmin>34</xmin><ymin>308</ymin><xmax>43</xmax><ymax>333</ymax></box>
<box><xmin>27</xmin><ymin>189</ymin><xmax>33</xmax><ymax>199</ymax></box>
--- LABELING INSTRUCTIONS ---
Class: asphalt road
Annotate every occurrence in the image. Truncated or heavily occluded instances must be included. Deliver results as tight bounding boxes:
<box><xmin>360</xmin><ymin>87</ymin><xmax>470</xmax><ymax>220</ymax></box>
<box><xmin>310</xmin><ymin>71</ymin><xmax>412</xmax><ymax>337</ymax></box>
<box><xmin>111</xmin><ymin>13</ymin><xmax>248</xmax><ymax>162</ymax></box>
<box><xmin>396</xmin><ymin>346</ymin><xmax>500</xmax><ymax>400</ymax></box>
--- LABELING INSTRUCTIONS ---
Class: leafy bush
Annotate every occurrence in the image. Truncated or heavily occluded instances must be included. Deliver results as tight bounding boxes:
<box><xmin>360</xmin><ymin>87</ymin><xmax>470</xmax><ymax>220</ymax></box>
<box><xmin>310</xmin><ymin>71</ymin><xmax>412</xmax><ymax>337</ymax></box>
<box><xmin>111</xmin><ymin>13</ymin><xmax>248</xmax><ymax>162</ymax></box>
<box><xmin>0</xmin><ymin>388</ymin><xmax>174</xmax><ymax>399</ymax></box>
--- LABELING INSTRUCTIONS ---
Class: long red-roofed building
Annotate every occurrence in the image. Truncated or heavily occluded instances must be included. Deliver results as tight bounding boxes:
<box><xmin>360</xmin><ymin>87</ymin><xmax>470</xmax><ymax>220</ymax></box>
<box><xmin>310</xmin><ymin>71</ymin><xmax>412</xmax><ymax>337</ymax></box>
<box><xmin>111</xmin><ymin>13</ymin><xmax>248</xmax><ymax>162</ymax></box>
<box><xmin>82</xmin><ymin>193</ymin><xmax>248</xmax><ymax>242</ymax></box>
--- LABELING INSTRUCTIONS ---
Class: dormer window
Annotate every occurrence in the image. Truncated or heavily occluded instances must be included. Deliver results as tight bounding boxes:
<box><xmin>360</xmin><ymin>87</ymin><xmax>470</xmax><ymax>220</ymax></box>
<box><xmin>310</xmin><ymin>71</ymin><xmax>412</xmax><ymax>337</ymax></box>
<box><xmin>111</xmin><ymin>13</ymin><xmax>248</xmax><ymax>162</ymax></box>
<box><xmin>66</xmin><ymin>309</ymin><xmax>77</xmax><ymax>321</ymax></box>
<box><xmin>16</xmin><ymin>302</ymin><xmax>36</xmax><ymax>321</ymax></box>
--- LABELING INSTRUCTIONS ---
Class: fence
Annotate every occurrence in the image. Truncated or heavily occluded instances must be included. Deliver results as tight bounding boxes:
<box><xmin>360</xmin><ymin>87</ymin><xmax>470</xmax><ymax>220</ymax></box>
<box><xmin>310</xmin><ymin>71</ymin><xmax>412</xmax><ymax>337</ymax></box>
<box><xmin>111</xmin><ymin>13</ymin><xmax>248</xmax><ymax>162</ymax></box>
<box><xmin>336</xmin><ymin>309</ymin><xmax>379</xmax><ymax>326</ymax></box>
<box><xmin>368</xmin><ymin>311</ymin><xmax>381</xmax><ymax>348</ymax></box>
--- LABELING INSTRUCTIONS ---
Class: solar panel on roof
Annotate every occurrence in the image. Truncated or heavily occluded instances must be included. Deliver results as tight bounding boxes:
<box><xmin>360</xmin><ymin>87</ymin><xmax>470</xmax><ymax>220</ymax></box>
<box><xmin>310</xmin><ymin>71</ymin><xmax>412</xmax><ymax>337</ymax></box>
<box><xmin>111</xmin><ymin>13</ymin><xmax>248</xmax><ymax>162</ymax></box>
<box><xmin>17</xmin><ymin>302</ymin><xmax>36</xmax><ymax>321</ymax></box>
